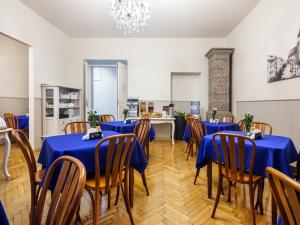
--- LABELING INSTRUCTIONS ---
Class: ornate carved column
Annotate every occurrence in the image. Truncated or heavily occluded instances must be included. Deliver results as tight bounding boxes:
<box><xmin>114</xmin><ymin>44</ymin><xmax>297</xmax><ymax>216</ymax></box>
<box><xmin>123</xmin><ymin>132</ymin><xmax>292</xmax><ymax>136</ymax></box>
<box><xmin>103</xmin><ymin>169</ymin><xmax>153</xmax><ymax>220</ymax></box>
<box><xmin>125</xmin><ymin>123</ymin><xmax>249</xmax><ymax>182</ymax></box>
<box><xmin>205</xmin><ymin>48</ymin><xmax>234</xmax><ymax>117</ymax></box>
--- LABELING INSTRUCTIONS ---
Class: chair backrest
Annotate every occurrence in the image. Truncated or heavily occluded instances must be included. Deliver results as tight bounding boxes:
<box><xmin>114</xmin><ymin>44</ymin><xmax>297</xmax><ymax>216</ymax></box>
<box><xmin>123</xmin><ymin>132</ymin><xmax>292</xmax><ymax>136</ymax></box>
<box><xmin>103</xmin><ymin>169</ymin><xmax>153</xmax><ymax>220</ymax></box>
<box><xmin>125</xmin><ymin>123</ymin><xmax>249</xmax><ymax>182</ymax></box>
<box><xmin>266</xmin><ymin>167</ymin><xmax>300</xmax><ymax>225</ymax></box>
<box><xmin>237</xmin><ymin>119</ymin><xmax>246</xmax><ymax>132</ymax></box>
<box><xmin>11</xmin><ymin>130</ymin><xmax>38</xmax><ymax>215</ymax></box>
<box><xmin>191</xmin><ymin>120</ymin><xmax>205</xmax><ymax>143</ymax></box>
<box><xmin>64</xmin><ymin>121</ymin><xmax>88</xmax><ymax>134</ymax></box>
<box><xmin>32</xmin><ymin>156</ymin><xmax>86</xmax><ymax>225</ymax></box>
<box><xmin>251</xmin><ymin>122</ymin><xmax>272</xmax><ymax>135</ymax></box>
<box><xmin>212</xmin><ymin>133</ymin><xmax>257</xmax><ymax>183</ymax></box>
<box><xmin>4</xmin><ymin>112</ymin><xmax>18</xmax><ymax>129</ymax></box>
<box><xmin>140</xmin><ymin>114</ymin><xmax>151</xmax><ymax>123</ymax></box>
<box><xmin>100</xmin><ymin>114</ymin><xmax>115</xmax><ymax>122</ymax></box>
<box><xmin>134</xmin><ymin>122</ymin><xmax>151</xmax><ymax>148</ymax></box>
<box><xmin>221</xmin><ymin>115</ymin><xmax>234</xmax><ymax>123</ymax></box>
<box><xmin>94</xmin><ymin>134</ymin><xmax>137</xmax><ymax>193</ymax></box>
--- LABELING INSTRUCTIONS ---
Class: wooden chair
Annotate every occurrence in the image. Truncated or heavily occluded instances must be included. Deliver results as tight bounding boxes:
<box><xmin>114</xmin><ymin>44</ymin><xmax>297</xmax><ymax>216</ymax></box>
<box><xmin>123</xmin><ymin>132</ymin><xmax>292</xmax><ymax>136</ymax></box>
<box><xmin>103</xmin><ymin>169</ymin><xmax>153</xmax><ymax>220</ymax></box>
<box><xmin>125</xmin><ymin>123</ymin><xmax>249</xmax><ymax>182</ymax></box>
<box><xmin>211</xmin><ymin>133</ymin><xmax>264</xmax><ymax>225</ymax></box>
<box><xmin>99</xmin><ymin>114</ymin><xmax>115</xmax><ymax>122</ymax></box>
<box><xmin>220</xmin><ymin>115</ymin><xmax>234</xmax><ymax>123</ymax></box>
<box><xmin>266</xmin><ymin>167</ymin><xmax>300</xmax><ymax>225</ymax></box>
<box><xmin>187</xmin><ymin>119</ymin><xmax>204</xmax><ymax>160</ymax></box>
<box><xmin>237</xmin><ymin>119</ymin><xmax>246</xmax><ymax>132</ymax></box>
<box><xmin>32</xmin><ymin>156</ymin><xmax>86</xmax><ymax>225</ymax></box>
<box><xmin>4</xmin><ymin>112</ymin><xmax>18</xmax><ymax>129</ymax></box>
<box><xmin>85</xmin><ymin>134</ymin><xmax>137</xmax><ymax>225</ymax></box>
<box><xmin>251</xmin><ymin>122</ymin><xmax>272</xmax><ymax>135</ymax></box>
<box><xmin>134</xmin><ymin>122</ymin><xmax>151</xmax><ymax>196</ymax></box>
<box><xmin>140</xmin><ymin>114</ymin><xmax>151</xmax><ymax>123</ymax></box>
<box><xmin>11</xmin><ymin>130</ymin><xmax>46</xmax><ymax>225</ymax></box>
<box><xmin>64</xmin><ymin>121</ymin><xmax>88</xmax><ymax>134</ymax></box>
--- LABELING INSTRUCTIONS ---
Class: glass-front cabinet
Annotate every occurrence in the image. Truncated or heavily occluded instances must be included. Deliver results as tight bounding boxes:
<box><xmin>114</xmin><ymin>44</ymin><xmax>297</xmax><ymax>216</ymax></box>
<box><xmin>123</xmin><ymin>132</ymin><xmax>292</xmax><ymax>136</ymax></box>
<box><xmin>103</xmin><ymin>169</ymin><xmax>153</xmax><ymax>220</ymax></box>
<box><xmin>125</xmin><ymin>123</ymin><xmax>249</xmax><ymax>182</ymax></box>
<box><xmin>42</xmin><ymin>84</ymin><xmax>81</xmax><ymax>137</ymax></box>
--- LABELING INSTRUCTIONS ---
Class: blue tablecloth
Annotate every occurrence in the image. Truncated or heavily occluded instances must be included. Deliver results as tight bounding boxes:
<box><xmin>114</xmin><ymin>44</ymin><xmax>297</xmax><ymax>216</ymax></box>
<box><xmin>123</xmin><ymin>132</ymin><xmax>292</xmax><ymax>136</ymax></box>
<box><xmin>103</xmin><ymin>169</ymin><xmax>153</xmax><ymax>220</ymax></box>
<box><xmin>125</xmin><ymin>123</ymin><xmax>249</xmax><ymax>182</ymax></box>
<box><xmin>196</xmin><ymin>131</ymin><xmax>298</xmax><ymax>177</ymax></box>
<box><xmin>38</xmin><ymin>131</ymin><xmax>148</xmax><ymax>175</ymax></box>
<box><xmin>183</xmin><ymin>121</ymin><xmax>238</xmax><ymax>142</ymax></box>
<box><xmin>16</xmin><ymin>115</ymin><xmax>29</xmax><ymax>129</ymax></box>
<box><xmin>100</xmin><ymin>121</ymin><xmax>156</xmax><ymax>141</ymax></box>
<box><xmin>0</xmin><ymin>201</ymin><xmax>9</xmax><ymax>225</ymax></box>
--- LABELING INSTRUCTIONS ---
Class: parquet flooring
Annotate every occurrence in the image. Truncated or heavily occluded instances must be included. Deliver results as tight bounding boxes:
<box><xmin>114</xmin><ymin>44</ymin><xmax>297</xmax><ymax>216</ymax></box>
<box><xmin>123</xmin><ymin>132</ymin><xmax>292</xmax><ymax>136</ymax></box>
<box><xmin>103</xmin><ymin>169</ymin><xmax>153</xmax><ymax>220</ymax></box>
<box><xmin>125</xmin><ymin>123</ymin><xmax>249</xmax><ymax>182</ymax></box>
<box><xmin>0</xmin><ymin>140</ymin><xmax>272</xmax><ymax>225</ymax></box>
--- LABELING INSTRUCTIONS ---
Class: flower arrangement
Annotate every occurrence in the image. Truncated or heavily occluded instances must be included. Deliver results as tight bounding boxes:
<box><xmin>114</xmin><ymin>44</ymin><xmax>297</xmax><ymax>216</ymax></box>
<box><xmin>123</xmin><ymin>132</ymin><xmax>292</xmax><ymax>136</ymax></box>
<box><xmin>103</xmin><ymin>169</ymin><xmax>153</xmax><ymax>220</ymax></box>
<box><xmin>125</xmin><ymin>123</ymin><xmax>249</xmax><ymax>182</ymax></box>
<box><xmin>212</xmin><ymin>108</ymin><xmax>218</xmax><ymax>121</ymax></box>
<box><xmin>122</xmin><ymin>107</ymin><xmax>129</xmax><ymax>120</ymax></box>
<box><xmin>245</xmin><ymin>113</ymin><xmax>254</xmax><ymax>135</ymax></box>
<box><xmin>87</xmin><ymin>109</ymin><xmax>97</xmax><ymax>128</ymax></box>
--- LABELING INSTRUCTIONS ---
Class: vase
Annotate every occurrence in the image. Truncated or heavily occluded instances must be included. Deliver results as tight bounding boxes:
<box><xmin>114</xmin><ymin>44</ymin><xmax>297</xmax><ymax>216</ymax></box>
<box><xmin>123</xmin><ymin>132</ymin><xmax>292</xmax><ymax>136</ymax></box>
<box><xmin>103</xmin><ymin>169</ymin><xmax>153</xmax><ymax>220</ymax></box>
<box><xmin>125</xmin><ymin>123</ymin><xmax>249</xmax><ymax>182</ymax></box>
<box><xmin>245</xmin><ymin>122</ymin><xmax>251</xmax><ymax>135</ymax></box>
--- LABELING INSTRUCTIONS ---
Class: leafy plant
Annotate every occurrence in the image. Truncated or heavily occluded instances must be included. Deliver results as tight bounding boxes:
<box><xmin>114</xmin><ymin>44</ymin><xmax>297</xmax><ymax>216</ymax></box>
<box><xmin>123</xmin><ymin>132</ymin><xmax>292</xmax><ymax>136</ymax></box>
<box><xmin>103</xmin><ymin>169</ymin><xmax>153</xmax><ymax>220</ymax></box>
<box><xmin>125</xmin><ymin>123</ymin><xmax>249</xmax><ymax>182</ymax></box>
<box><xmin>245</xmin><ymin>113</ymin><xmax>254</xmax><ymax>134</ymax></box>
<box><xmin>212</xmin><ymin>108</ymin><xmax>218</xmax><ymax>120</ymax></box>
<box><xmin>122</xmin><ymin>107</ymin><xmax>129</xmax><ymax>120</ymax></box>
<box><xmin>175</xmin><ymin>111</ymin><xmax>185</xmax><ymax>117</ymax></box>
<box><xmin>87</xmin><ymin>109</ymin><xmax>97</xmax><ymax>128</ymax></box>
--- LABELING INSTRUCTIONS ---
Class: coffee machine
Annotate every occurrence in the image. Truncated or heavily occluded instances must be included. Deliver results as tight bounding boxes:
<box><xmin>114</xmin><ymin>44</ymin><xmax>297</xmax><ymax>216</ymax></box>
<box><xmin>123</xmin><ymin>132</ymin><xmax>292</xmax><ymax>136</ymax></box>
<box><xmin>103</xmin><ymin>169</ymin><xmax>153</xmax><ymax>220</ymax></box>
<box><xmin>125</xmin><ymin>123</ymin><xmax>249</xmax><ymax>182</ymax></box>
<box><xmin>127</xmin><ymin>98</ymin><xmax>139</xmax><ymax>117</ymax></box>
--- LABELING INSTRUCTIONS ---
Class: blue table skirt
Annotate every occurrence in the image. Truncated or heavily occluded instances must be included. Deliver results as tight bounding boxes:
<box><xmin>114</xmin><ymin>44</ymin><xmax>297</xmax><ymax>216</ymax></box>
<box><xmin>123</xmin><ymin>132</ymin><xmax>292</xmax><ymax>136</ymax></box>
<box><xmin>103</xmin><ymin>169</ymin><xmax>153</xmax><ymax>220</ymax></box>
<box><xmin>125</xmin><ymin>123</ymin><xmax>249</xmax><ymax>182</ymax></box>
<box><xmin>183</xmin><ymin>121</ymin><xmax>238</xmax><ymax>142</ymax></box>
<box><xmin>38</xmin><ymin>131</ymin><xmax>148</xmax><ymax>176</ymax></box>
<box><xmin>196</xmin><ymin>131</ymin><xmax>298</xmax><ymax>177</ymax></box>
<box><xmin>0</xmin><ymin>201</ymin><xmax>9</xmax><ymax>225</ymax></box>
<box><xmin>100</xmin><ymin>121</ymin><xmax>156</xmax><ymax>141</ymax></box>
<box><xmin>16</xmin><ymin>115</ymin><xmax>29</xmax><ymax>129</ymax></box>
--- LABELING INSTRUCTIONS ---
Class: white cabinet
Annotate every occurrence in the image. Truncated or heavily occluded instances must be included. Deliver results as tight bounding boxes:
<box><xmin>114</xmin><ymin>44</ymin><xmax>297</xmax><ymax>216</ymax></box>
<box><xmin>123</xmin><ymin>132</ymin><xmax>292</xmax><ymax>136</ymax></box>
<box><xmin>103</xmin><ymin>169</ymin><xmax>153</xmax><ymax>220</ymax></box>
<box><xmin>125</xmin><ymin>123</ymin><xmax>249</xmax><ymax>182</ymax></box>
<box><xmin>41</xmin><ymin>84</ymin><xmax>81</xmax><ymax>137</ymax></box>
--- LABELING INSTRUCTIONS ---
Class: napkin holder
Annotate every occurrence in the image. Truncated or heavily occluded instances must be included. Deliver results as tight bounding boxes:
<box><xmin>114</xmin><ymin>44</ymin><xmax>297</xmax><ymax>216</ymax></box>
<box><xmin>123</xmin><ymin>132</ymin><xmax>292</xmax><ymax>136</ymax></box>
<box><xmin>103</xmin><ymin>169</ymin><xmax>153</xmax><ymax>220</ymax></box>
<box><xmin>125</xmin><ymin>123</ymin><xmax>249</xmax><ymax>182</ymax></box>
<box><xmin>250</xmin><ymin>129</ymin><xmax>263</xmax><ymax>140</ymax></box>
<box><xmin>82</xmin><ymin>128</ymin><xmax>102</xmax><ymax>140</ymax></box>
<box><xmin>124</xmin><ymin>119</ymin><xmax>132</xmax><ymax>124</ymax></box>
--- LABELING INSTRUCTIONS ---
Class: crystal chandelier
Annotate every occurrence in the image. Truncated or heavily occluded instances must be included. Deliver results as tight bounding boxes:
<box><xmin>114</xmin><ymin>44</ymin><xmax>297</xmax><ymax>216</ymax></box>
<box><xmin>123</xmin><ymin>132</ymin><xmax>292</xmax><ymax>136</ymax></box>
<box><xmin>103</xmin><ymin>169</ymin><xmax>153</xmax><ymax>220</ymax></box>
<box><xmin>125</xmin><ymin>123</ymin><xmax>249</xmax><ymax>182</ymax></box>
<box><xmin>110</xmin><ymin>0</ymin><xmax>151</xmax><ymax>34</ymax></box>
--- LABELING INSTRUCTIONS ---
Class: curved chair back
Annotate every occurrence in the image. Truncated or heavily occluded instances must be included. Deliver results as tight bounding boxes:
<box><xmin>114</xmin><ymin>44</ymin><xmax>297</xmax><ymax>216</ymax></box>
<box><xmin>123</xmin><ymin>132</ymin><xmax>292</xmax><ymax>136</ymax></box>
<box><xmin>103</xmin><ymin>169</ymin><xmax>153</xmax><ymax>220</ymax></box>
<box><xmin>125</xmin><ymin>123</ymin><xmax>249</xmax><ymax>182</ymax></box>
<box><xmin>237</xmin><ymin>119</ymin><xmax>246</xmax><ymax>132</ymax></box>
<box><xmin>221</xmin><ymin>115</ymin><xmax>234</xmax><ymax>123</ymax></box>
<box><xmin>191</xmin><ymin>120</ymin><xmax>205</xmax><ymax>144</ymax></box>
<box><xmin>212</xmin><ymin>133</ymin><xmax>257</xmax><ymax>184</ymax></box>
<box><xmin>32</xmin><ymin>156</ymin><xmax>86</xmax><ymax>225</ymax></box>
<box><xmin>11</xmin><ymin>130</ymin><xmax>38</xmax><ymax>221</ymax></box>
<box><xmin>94</xmin><ymin>134</ymin><xmax>137</xmax><ymax>192</ymax></box>
<box><xmin>251</xmin><ymin>122</ymin><xmax>272</xmax><ymax>135</ymax></box>
<box><xmin>100</xmin><ymin>114</ymin><xmax>115</xmax><ymax>122</ymax></box>
<box><xmin>140</xmin><ymin>114</ymin><xmax>151</xmax><ymax>123</ymax></box>
<box><xmin>4</xmin><ymin>112</ymin><xmax>18</xmax><ymax>129</ymax></box>
<box><xmin>134</xmin><ymin>122</ymin><xmax>151</xmax><ymax>148</ymax></box>
<box><xmin>266</xmin><ymin>167</ymin><xmax>300</xmax><ymax>225</ymax></box>
<box><xmin>64</xmin><ymin>121</ymin><xmax>88</xmax><ymax>134</ymax></box>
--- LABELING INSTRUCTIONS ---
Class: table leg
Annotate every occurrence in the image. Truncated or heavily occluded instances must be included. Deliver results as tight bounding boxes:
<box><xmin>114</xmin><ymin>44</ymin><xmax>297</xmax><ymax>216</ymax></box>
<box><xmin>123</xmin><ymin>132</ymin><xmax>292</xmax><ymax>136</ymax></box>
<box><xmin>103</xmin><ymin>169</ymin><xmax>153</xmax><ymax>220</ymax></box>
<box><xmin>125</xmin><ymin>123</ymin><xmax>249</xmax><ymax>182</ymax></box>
<box><xmin>129</xmin><ymin>166</ymin><xmax>134</xmax><ymax>208</ymax></box>
<box><xmin>272</xmin><ymin>194</ymin><xmax>277</xmax><ymax>225</ymax></box>
<box><xmin>207</xmin><ymin>159</ymin><xmax>212</xmax><ymax>199</ymax></box>
<box><xmin>3</xmin><ymin>132</ymin><xmax>11</xmax><ymax>180</ymax></box>
<box><xmin>171</xmin><ymin>121</ymin><xmax>175</xmax><ymax>145</ymax></box>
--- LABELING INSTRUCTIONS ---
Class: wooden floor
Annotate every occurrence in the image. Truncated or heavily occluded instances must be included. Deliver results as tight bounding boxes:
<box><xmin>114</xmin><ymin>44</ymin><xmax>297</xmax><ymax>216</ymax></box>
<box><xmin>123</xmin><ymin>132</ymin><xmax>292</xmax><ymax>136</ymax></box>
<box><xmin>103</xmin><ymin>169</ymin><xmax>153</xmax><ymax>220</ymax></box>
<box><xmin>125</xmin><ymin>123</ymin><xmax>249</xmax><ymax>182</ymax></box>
<box><xmin>0</xmin><ymin>140</ymin><xmax>273</xmax><ymax>225</ymax></box>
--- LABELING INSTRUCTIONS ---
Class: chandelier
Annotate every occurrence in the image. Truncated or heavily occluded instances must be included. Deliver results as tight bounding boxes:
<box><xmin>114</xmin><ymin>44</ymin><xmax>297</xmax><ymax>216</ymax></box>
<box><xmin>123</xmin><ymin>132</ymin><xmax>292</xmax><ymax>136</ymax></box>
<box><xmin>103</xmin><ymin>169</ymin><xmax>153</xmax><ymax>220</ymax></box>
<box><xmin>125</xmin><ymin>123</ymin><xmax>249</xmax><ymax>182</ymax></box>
<box><xmin>110</xmin><ymin>0</ymin><xmax>151</xmax><ymax>34</ymax></box>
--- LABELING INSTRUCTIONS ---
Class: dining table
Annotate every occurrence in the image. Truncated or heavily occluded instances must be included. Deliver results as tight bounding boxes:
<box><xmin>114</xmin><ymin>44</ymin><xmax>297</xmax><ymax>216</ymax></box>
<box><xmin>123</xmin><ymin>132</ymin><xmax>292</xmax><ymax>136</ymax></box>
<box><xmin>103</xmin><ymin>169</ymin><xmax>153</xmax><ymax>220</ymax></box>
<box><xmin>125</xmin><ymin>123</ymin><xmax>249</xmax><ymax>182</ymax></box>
<box><xmin>0</xmin><ymin>201</ymin><xmax>9</xmax><ymax>225</ymax></box>
<box><xmin>100</xmin><ymin>121</ymin><xmax>156</xmax><ymax>141</ymax></box>
<box><xmin>196</xmin><ymin>130</ymin><xmax>298</xmax><ymax>225</ymax></box>
<box><xmin>183</xmin><ymin>120</ymin><xmax>238</xmax><ymax>142</ymax></box>
<box><xmin>38</xmin><ymin>130</ymin><xmax>148</xmax><ymax>207</ymax></box>
<box><xmin>16</xmin><ymin>115</ymin><xmax>29</xmax><ymax>129</ymax></box>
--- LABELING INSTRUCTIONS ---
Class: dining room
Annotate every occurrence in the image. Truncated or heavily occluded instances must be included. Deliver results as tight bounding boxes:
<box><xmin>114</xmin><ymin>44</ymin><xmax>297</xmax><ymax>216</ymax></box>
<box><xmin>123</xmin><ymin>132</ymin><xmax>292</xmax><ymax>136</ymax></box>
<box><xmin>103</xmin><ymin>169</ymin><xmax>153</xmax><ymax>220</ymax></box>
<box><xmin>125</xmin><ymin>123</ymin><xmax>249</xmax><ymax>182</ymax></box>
<box><xmin>1</xmin><ymin>0</ymin><xmax>300</xmax><ymax>225</ymax></box>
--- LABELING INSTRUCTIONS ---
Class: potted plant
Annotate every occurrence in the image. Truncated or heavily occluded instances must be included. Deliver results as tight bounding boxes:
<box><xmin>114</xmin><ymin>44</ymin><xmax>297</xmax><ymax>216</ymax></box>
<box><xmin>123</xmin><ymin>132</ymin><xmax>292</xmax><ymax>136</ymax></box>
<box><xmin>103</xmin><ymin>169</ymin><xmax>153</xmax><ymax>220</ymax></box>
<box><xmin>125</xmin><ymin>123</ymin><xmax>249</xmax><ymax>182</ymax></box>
<box><xmin>174</xmin><ymin>111</ymin><xmax>186</xmax><ymax>140</ymax></box>
<box><xmin>87</xmin><ymin>109</ymin><xmax>97</xmax><ymax>128</ymax></box>
<box><xmin>212</xmin><ymin>108</ymin><xmax>218</xmax><ymax>122</ymax></box>
<box><xmin>245</xmin><ymin>113</ymin><xmax>253</xmax><ymax>135</ymax></box>
<box><xmin>122</xmin><ymin>106</ymin><xmax>129</xmax><ymax>120</ymax></box>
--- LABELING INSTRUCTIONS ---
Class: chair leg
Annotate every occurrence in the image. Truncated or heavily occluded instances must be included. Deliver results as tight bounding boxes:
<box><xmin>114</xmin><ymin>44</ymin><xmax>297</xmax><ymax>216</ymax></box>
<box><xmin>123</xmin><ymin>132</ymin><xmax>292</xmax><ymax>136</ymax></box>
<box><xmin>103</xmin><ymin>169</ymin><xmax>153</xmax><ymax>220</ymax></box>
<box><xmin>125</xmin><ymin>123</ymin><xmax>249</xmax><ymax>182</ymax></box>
<box><xmin>194</xmin><ymin>168</ymin><xmax>200</xmax><ymax>185</ymax></box>
<box><xmin>249</xmin><ymin>184</ymin><xmax>257</xmax><ymax>225</ymax></box>
<box><xmin>187</xmin><ymin>142</ymin><xmax>193</xmax><ymax>160</ymax></box>
<box><xmin>211</xmin><ymin>174</ymin><xmax>222</xmax><ymax>218</ymax></box>
<box><xmin>227</xmin><ymin>180</ymin><xmax>232</xmax><ymax>202</ymax></box>
<box><xmin>141</xmin><ymin>172</ymin><xmax>149</xmax><ymax>196</ymax></box>
<box><xmin>255</xmin><ymin>180</ymin><xmax>264</xmax><ymax>215</ymax></box>
<box><xmin>122</xmin><ymin>182</ymin><xmax>135</xmax><ymax>225</ymax></box>
<box><xmin>107</xmin><ymin>189</ymin><xmax>111</xmax><ymax>209</ymax></box>
<box><xmin>115</xmin><ymin>184</ymin><xmax>120</xmax><ymax>206</ymax></box>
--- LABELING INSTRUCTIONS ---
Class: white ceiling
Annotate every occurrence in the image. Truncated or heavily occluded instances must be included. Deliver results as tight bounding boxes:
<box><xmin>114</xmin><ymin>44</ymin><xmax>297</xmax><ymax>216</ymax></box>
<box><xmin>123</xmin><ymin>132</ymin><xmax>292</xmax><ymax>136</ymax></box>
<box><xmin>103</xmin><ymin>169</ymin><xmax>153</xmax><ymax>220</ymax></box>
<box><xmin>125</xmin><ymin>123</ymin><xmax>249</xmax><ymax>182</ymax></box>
<box><xmin>19</xmin><ymin>0</ymin><xmax>261</xmax><ymax>38</ymax></box>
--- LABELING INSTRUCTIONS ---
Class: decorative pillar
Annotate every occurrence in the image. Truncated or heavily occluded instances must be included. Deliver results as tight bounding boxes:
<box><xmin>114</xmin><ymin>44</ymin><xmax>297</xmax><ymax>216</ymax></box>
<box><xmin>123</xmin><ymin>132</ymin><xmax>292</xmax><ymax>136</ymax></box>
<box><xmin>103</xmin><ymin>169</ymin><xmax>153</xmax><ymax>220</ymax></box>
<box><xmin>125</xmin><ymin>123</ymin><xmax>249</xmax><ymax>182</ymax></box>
<box><xmin>205</xmin><ymin>48</ymin><xmax>234</xmax><ymax>117</ymax></box>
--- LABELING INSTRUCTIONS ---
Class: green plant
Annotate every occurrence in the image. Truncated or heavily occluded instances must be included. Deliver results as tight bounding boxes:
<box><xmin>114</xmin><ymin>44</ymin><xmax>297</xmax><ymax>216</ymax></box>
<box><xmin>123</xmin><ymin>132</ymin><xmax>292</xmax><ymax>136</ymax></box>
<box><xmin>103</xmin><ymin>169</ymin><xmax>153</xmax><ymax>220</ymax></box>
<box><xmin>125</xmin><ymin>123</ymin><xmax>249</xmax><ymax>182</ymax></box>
<box><xmin>212</xmin><ymin>108</ymin><xmax>218</xmax><ymax>120</ymax></box>
<box><xmin>122</xmin><ymin>107</ymin><xmax>129</xmax><ymax>120</ymax></box>
<box><xmin>87</xmin><ymin>109</ymin><xmax>97</xmax><ymax>128</ymax></box>
<box><xmin>175</xmin><ymin>111</ymin><xmax>185</xmax><ymax>116</ymax></box>
<box><xmin>245</xmin><ymin>113</ymin><xmax>254</xmax><ymax>134</ymax></box>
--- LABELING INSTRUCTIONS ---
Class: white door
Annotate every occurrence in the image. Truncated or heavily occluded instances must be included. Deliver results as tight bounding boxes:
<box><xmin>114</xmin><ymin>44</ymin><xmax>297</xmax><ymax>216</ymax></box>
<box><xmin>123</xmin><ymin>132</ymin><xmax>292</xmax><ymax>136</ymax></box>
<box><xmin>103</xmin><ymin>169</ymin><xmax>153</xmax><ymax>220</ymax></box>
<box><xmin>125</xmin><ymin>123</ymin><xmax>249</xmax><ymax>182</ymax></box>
<box><xmin>117</xmin><ymin>62</ymin><xmax>128</xmax><ymax>120</ymax></box>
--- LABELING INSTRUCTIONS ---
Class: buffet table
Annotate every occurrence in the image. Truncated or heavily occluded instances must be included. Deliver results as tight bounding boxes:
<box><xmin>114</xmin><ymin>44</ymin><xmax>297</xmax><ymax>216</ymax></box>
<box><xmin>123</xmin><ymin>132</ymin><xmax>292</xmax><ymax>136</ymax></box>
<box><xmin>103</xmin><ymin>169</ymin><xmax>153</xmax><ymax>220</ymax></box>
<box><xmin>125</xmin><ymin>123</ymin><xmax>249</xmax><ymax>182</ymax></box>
<box><xmin>127</xmin><ymin>117</ymin><xmax>175</xmax><ymax>144</ymax></box>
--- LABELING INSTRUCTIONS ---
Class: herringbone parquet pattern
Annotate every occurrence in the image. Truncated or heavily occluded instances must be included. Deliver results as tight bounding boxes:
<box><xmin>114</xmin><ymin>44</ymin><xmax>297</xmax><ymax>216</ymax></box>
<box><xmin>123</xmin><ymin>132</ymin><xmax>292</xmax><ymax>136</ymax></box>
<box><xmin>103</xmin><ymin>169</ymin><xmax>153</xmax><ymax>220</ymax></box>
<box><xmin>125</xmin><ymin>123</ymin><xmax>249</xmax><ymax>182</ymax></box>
<box><xmin>0</xmin><ymin>141</ymin><xmax>272</xmax><ymax>225</ymax></box>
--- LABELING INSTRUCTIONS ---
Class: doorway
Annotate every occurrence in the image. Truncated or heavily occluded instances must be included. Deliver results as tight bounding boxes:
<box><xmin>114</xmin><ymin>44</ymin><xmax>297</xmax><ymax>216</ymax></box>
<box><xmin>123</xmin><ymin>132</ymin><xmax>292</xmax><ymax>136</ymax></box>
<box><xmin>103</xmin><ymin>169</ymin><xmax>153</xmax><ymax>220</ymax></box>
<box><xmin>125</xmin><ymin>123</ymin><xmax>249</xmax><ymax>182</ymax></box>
<box><xmin>85</xmin><ymin>60</ymin><xmax>128</xmax><ymax>120</ymax></box>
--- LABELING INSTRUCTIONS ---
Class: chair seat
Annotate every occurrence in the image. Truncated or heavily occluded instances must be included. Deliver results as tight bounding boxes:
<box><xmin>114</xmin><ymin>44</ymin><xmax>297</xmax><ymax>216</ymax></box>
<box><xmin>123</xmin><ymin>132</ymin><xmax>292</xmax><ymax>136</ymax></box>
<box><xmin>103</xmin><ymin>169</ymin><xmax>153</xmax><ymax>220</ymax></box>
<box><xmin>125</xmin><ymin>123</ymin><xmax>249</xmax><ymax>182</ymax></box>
<box><xmin>34</xmin><ymin>169</ymin><xmax>45</xmax><ymax>184</ymax></box>
<box><xmin>85</xmin><ymin>172</ymin><xmax>124</xmax><ymax>190</ymax></box>
<box><xmin>222</xmin><ymin>167</ymin><xmax>262</xmax><ymax>184</ymax></box>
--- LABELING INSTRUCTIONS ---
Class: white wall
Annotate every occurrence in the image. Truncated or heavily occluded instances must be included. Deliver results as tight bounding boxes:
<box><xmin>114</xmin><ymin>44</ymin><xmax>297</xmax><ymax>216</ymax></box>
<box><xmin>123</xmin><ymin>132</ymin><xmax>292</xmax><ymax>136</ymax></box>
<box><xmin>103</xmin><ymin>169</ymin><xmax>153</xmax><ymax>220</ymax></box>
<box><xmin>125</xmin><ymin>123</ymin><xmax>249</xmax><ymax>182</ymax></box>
<box><xmin>68</xmin><ymin>38</ymin><xmax>226</xmax><ymax>114</ymax></box>
<box><xmin>0</xmin><ymin>0</ymin><xmax>70</xmax><ymax>148</ymax></box>
<box><xmin>226</xmin><ymin>0</ymin><xmax>300</xmax><ymax>114</ymax></box>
